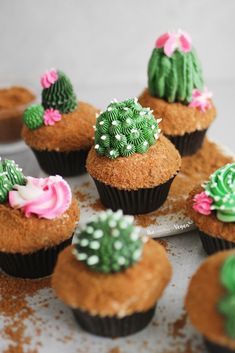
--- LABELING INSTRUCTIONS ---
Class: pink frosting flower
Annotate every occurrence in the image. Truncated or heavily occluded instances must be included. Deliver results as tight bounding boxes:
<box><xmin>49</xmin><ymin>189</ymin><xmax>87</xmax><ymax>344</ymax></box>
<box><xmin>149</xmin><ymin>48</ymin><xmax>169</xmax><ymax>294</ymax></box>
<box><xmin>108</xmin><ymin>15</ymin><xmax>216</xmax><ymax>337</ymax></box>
<box><xmin>9</xmin><ymin>175</ymin><xmax>72</xmax><ymax>220</ymax></box>
<box><xmin>44</xmin><ymin>108</ymin><xmax>61</xmax><ymax>126</ymax></box>
<box><xmin>40</xmin><ymin>69</ymin><xmax>58</xmax><ymax>89</ymax></box>
<box><xmin>193</xmin><ymin>192</ymin><xmax>213</xmax><ymax>216</ymax></box>
<box><xmin>189</xmin><ymin>88</ymin><xmax>213</xmax><ymax>112</ymax></box>
<box><xmin>156</xmin><ymin>29</ymin><xmax>192</xmax><ymax>57</ymax></box>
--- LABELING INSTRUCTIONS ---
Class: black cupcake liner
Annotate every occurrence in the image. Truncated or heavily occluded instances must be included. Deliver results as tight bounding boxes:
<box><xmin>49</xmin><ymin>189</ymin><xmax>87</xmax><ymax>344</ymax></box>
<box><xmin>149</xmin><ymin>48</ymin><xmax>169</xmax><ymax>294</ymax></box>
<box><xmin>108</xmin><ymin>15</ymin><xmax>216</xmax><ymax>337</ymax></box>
<box><xmin>0</xmin><ymin>236</ymin><xmax>73</xmax><ymax>279</ymax></box>
<box><xmin>32</xmin><ymin>148</ymin><xmax>88</xmax><ymax>177</ymax></box>
<box><xmin>72</xmin><ymin>305</ymin><xmax>156</xmax><ymax>337</ymax></box>
<box><xmin>204</xmin><ymin>338</ymin><xmax>234</xmax><ymax>353</ymax></box>
<box><xmin>199</xmin><ymin>230</ymin><xmax>235</xmax><ymax>255</ymax></box>
<box><xmin>92</xmin><ymin>176</ymin><xmax>175</xmax><ymax>215</ymax></box>
<box><xmin>165</xmin><ymin>129</ymin><xmax>207</xmax><ymax>157</ymax></box>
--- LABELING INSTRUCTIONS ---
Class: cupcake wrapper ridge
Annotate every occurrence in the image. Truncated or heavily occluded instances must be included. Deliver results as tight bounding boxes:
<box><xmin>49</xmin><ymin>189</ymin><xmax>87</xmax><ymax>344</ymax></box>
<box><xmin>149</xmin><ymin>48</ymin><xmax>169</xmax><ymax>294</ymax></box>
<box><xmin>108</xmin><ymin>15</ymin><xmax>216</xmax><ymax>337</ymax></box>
<box><xmin>93</xmin><ymin>177</ymin><xmax>175</xmax><ymax>215</ymax></box>
<box><xmin>166</xmin><ymin>129</ymin><xmax>207</xmax><ymax>157</ymax></box>
<box><xmin>199</xmin><ymin>230</ymin><xmax>235</xmax><ymax>255</ymax></box>
<box><xmin>72</xmin><ymin>305</ymin><xmax>156</xmax><ymax>338</ymax></box>
<box><xmin>0</xmin><ymin>236</ymin><xmax>73</xmax><ymax>279</ymax></box>
<box><xmin>32</xmin><ymin>149</ymin><xmax>88</xmax><ymax>177</ymax></box>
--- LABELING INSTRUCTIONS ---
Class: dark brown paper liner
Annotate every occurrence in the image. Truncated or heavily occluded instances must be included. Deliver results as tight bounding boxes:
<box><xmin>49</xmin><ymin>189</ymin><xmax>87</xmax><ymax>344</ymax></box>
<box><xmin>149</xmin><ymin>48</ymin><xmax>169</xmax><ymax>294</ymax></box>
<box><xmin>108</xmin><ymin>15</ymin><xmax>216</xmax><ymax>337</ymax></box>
<box><xmin>32</xmin><ymin>148</ymin><xmax>88</xmax><ymax>177</ymax></box>
<box><xmin>204</xmin><ymin>338</ymin><xmax>235</xmax><ymax>353</ymax></box>
<box><xmin>0</xmin><ymin>236</ymin><xmax>73</xmax><ymax>279</ymax></box>
<box><xmin>199</xmin><ymin>230</ymin><xmax>235</xmax><ymax>255</ymax></box>
<box><xmin>92</xmin><ymin>177</ymin><xmax>175</xmax><ymax>215</ymax></box>
<box><xmin>72</xmin><ymin>305</ymin><xmax>156</xmax><ymax>337</ymax></box>
<box><xmin>165</xmin><ymin>129</ymin><xmax>207</xmax><ymax>157</ymax></box>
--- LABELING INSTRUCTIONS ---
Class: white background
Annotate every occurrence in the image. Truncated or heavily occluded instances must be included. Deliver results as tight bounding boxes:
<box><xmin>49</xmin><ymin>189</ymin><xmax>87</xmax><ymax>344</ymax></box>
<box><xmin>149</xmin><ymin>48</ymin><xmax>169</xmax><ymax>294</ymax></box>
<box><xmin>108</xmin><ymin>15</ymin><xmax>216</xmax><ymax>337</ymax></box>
<box><xmin>0</xmin><ymin>0</ymin><xmax>235</xmax><ymax>149</ymax></box>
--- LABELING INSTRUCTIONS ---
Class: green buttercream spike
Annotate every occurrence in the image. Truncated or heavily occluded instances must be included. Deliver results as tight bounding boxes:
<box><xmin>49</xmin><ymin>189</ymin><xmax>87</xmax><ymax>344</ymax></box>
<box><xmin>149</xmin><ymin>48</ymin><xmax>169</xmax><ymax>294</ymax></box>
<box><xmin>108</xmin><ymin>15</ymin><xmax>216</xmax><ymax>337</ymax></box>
<box><xmin>0</xmin><ymin>159</ymin><xmax>26</xmax><ymax>203</ymax></box>
<box><xmin>73</xmin><ymin>209</ymin><xmax>144</xmax><ymax>273</ymax></box>
<box><xmin>148</xmin><ymin>48</ymin><xmax>204</xmax><ymax>104</ymax></box>
<box><xmin>23</xmin><ymin>104</ymin><xmax>44</xmax><ymax>130</ymax></box>
<box><xmin>204</xmin><ymin>163</ymin><xmax>235</xmax><ymax>223</ymax></box>
<box><xmin>218</xmin><ymin>255</ymin><xmax>235</xmax><ymax>338</ymax></box>
<box><xmin>42</xmin><ymin>71</ymin><xmax>77</xmax><ymax>114</ymax></box>
<box><xmin>94</xmin><ymin>98</ymin><xmax>159</xmax><ymax>159</ymax></box>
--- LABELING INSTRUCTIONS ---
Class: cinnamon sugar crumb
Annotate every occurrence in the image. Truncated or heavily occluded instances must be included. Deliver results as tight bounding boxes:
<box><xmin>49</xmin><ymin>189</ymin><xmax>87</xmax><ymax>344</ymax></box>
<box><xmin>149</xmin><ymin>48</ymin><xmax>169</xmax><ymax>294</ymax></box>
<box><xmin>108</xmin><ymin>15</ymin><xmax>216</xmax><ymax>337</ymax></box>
<box><xmin>109</xmin><ymin>348</ymin><xmax>121</xmax><ymax>353</ymax></box>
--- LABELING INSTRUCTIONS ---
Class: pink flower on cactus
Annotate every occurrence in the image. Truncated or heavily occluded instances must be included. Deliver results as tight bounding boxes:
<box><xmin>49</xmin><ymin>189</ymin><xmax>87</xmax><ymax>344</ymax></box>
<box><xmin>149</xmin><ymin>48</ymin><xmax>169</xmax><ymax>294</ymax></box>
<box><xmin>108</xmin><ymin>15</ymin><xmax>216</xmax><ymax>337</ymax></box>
<box><xmin>156</xmin><ymin>29</ymin><xmax>192</xmax><ymax>57</ymax></box>
<box><xmin>193</xmin><ymin>192</ymin><xmax>213</xmax><ymax>216</ymax></box>
<box><xmin>44</xmin><ymin>108</ymin><xmax>61</xmax><ymax>126</ymax></box>
<box><xmin>189</xmin><ymin>88</ymin><xmax>213</xmax><ymax>112</ymax></box>
<box><xmin>40</xmin><ymin>69</ymin><xmax>58</xmax><ymax>88</ymax></box>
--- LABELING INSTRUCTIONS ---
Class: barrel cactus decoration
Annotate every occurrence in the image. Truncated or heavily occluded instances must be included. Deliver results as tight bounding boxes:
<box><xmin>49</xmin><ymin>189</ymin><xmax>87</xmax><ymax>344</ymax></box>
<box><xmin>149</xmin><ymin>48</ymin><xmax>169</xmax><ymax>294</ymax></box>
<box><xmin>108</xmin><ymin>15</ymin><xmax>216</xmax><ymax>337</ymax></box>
<box><xmin>23</xmin><ymin>104</ymin><xmax>44</xmax><ymax>130</ymax></box>
<box><xmin>0</xmin><ymin>159</ymin><xmax>26</xmax><ymax>203</ymax></box>
<box><xmin>148</xmin><ymin>30</ymin><xmax>204</xmax><ymax>104</ymax></box>
<box><xmin>94</xmin><ymin>98</ymin><xmax>160</xmax><ymax>159</ymax></box>
<box><xmin>73</xmin><ymin>209</ymin><xmax>145</xmax><ymax>273</ymax></box>
<box><xmin>41</xmin><ymin>70</ymin><xmax>77</xmax><ymax>114</ymax></box>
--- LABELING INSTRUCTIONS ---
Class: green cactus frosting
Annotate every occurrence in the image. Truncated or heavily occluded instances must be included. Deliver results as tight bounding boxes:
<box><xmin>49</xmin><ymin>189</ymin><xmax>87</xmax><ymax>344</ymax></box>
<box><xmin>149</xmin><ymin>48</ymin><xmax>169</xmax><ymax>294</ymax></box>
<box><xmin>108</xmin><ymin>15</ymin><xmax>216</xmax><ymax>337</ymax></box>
<box><xmin>73</xmin><ymin>209</ymin><xmax>145</xmax><ymax>273</ymax></box>
<box><xmin>94</xmin><ymin>98</ymin><xmax>160</xmax><ymax>159</ymax></box>
<box><xmin>218</xmin><ymin>255</ymin><xmax>235</xmax><ymax>338</ymax></box>
<box><xmin>23</xmin><ymin>104</ymin><xmax>44</xmax><ymax>130</ymax></box>
<box><xmin>148</xmin><ymin>48</ymin><xmax>204</xmax><ymax>104</ymax></box>
<box><xmin>0</xmin><ymin>159</ymin><xmax>25</xmax><ymax>203</ymax></box>
<box><xmin>42</xmin><ymin>71</ymin><xmax>77</xmax><ymax>114</ymax></box>
<box><xmin>204</xmin><ymin>163</ymin><xmax>235</xmax><ymax>222</ymax></box>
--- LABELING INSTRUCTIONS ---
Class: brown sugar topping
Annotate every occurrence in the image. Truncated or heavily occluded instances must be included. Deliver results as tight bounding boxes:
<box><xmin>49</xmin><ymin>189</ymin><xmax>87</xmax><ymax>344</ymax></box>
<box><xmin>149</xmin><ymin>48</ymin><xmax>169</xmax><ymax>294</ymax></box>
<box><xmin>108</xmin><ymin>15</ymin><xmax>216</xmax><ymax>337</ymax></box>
<box><xmin>22</xmin><ymin>101</ymin><xmax>99</xmax><ymax>152</ymax></box>
<box><xmin>138</xmin><ymin>89</ymin><xmax>216</xmax><ymax>136</ymax></box>
<box><xmin>52</xmin><ymin>240</ymin><xmax>172</xmax><ymax>317</ymax></box>
<box><xmin>0</xmin><ymin>198</ymin><xmax>80</xmax><ymax>254</ymax></box>
<box><xmin>185</xmin><ymin>250</ymin><xmax>235</xmax><ymax>350</ymax></box>
<box><xmin>0</xmin><ymin>87</ymin><xmax>35</xmax><ymax>111</ymax></box>
<box><xmin>86</xmin><ymin>135</ymin><xmax>181</xmax><ymax>190</ymax></box>
<box><xmin>187</xmin><ymin>186</ymin><xmax>235</xmax><ymax>241</ymax></box>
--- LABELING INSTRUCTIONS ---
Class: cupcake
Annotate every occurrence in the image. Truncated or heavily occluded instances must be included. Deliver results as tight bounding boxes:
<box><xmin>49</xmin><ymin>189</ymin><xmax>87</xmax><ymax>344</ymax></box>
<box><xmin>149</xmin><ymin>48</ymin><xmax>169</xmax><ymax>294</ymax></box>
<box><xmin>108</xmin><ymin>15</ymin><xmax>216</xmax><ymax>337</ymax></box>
<box><xmin>22</xmin><ymin>69</ymin><xmax>99</xmax><ymax>176</ymax></box>
<box><xmin>187</xmin><ymin>163</ymin><xmax>235</xmax><ymax>254</ymax></box>
<box><xmin>52</xmin><ymin>209</ymin><xmax>172</xmax><ymax>337</ymax></box>
<box><xmin>86</xmin><ymin>98</ymin><xmax>181</xmax><ymax>215</ymax></box>
<box><xmin>0</xmin><ymin>86</ymin><xmax>35</xmax><ymax>143</ymax></box>
<box><xmin>138</xmin><ymin>30</ymin><xmax>216</xmax><ymax>156</ymax></box>
<box><xmin>185</xmin><ymin>250</ymin><xmax>235</xmax><ymax>353</ymax></box>
<box><xmin>0</xmin><ymin>158</ymin><xmax>79</xmax><ymax>278</ymax></box>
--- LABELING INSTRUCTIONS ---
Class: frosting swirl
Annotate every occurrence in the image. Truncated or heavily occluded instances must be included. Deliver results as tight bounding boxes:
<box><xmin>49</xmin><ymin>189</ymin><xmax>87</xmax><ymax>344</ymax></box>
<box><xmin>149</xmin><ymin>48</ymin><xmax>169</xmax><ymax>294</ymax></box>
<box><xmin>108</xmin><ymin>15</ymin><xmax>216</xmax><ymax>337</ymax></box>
<box><xmin>205</xmin><ymin>163</ymin><xmax>235</xmax><ymax>222</ymax></box>
<box><xmin>9</xmin><ymin>175</ymin><xmax>72</xmax><ymax>219</ymax></box>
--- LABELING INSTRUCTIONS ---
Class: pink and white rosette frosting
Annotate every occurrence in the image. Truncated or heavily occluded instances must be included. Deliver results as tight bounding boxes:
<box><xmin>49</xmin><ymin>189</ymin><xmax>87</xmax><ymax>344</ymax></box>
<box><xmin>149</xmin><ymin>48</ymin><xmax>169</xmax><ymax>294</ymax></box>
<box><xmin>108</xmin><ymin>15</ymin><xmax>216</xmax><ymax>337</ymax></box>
<box><xmin>156</xmin><ymin>29</ymin><xmax>192</xmax><ymax>57</ymax></box>
<box><xmin>40</xmin><ymin>69</ymin><xmax>58</xmax><ymax>89</ymax></box>
<box><xmin>9</xmin><ymin>175</ymin><xmax>72</xmax><ymax>220</ymax></box>
<box><xmin>43</xmin><ymin>108</ymin><xmax>62</xmax><ymax>126</ymax></box>
<box><xmin>193</xmin><ymin>191</ymin><xmax>213</xmax><ymax>216</ymax></box>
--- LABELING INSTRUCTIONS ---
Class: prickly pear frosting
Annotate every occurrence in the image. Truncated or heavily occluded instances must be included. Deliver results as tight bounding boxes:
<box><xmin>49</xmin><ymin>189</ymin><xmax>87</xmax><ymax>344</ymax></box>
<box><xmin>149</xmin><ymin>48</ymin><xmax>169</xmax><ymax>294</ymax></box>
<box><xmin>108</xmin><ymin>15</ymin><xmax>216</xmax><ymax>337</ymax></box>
<box><xmin>73</xmin><ymin>209</ymin><xmax>145</xmax><ymax>273</ymax></box>
<box><xmin>218</xmin><ymin>255</ymin><xmax>235</xmax><ymax>338</ymax></box>
<box><xmin>148</xmin><ymin>30</ymin><xmax>204</xmax><ymax>104</ymax></box>
<box><xmin>193</xmin><ymin>163</ymin><xmax>235</xmax><ymax>223</ymax></box>
<box><xmin>9</xmin><ymin>175</ymin><xmax>72</xmax><ymax>219</ymax></box>
<box><xmin>94</xmin><ymin>98</ymin><xmax>160</xmax><ymax>159</ymax></box>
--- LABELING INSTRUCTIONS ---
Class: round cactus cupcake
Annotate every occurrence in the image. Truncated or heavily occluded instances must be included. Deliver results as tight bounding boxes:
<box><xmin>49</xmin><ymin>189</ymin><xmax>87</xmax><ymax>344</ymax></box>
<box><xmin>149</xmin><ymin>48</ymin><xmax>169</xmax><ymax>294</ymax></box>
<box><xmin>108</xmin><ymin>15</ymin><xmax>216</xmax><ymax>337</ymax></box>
<box><xmin>22</xmin><ymin>69</ymin><xmax>99</xmax><ymax>176</ymax></box>
<box><xmin>52</xmin><ymin>209</ymin><xmax>172</xmax><ymax>337</ymax></box>
<box><xmin>0</xmin><ymin>158</ymin><xmax>79</xmax><ymax>278</ymax></box>
<box><xmin>86</xmin><ymin>98</ymin><xmax>181</xmax><ymax>215</ymax></box>
<box><xmin>138</xmin><ymin>30</ymin><xmax>216</xmax><ymax>156</ymax></box>
<box><xmin>187</xmin><ymin>163</ymin><xmax>235</xmax><ymax>255</ymax></box>
<box><xmin>186</xmin><ymin>250</ymin><xmax>235</xmax><ymax>353</ymax></box>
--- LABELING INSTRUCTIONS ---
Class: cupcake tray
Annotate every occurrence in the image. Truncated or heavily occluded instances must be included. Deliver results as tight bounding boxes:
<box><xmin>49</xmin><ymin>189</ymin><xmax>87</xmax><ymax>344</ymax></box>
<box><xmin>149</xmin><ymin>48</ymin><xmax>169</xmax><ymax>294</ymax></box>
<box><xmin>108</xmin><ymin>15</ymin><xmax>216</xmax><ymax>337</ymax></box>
<box><xmin>0</xmin><ymin>141</ymin><xmax>234</xmax><ymax>353</ymax></box>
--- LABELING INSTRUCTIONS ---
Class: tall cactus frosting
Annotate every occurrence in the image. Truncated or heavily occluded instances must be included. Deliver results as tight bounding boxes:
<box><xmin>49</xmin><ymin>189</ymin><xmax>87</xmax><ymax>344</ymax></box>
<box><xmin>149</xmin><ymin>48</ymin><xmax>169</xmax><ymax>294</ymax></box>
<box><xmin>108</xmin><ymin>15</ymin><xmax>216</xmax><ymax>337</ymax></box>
<box><xmin>0</xmin><ymin>159</ymin><xmax>25</xmax><ymax>203</ymax></box>
<box><xmin>73</xmin><ymin>209</ymin><xmax>145</xmax><ymax>273</ymax></box>
<box><xmin>94</xmin><ymin>98</ymin><xmax>160</xmax><ymax>159</ymax></box>
<box><xmin>148</xmin><ymin>30</ymin><xmax>204</xmax><ymax>104</ymax></box>
<box><xmin>193</xmin><ymin>163</ymin><xmax>235</xmax><ymax>223</ymax></box>
<box><xmin>218</xmin><ymin>255</ymin><xmax>235</xmax><ymax>338</ymax></box>
<box><xmin>41</xmin><ymin>70</ymin><xmax>77</xmax><ymax>114</ymax></box>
